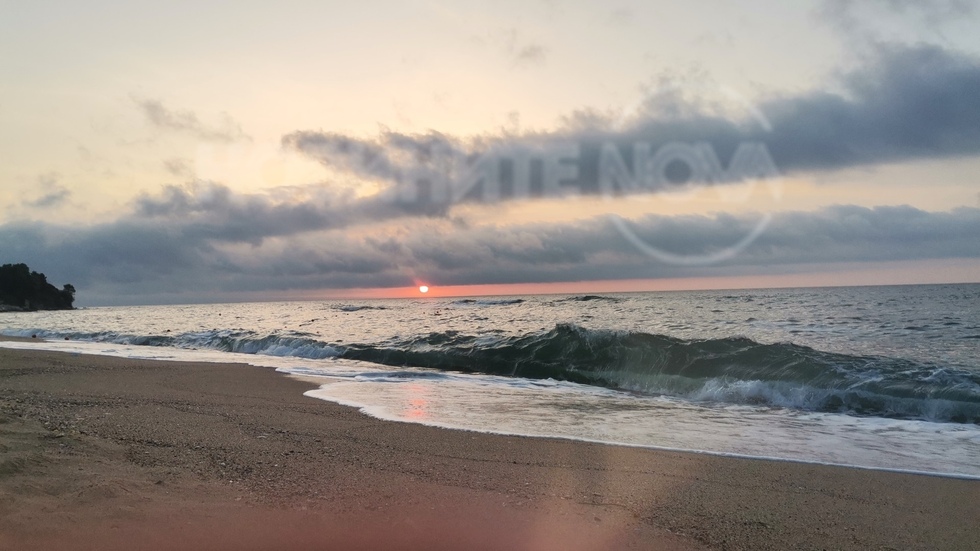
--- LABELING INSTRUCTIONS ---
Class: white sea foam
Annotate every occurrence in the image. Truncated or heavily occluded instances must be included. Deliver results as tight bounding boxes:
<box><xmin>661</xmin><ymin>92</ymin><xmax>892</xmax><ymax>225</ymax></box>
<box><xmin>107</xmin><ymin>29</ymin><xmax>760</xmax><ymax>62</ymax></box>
<box><xmin>3</xmin><ymin>338</ymin><xmax>979</xmax><ymax>479</ymax></box>
<box><xmin>299</xmin><ymin>369</ymin><xmax>980</xmax><ymax>479</ymax></box>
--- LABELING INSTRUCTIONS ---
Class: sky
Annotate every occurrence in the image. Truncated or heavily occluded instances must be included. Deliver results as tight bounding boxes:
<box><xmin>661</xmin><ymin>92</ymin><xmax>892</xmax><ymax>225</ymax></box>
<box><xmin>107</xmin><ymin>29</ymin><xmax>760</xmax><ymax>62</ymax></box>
<box><xmin>2</xmin><ymin>0</ymin><xmax>980</xmax><ymax>305</ymax></box>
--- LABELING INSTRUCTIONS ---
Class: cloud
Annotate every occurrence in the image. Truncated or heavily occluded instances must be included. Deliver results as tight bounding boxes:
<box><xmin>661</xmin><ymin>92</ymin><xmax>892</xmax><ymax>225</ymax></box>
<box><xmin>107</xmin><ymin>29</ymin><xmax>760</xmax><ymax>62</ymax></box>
<box><xmin>22</xmin><ymin>173</ymin><xmax>71</xmax><ymax>209</ymax></box>
<box><xmin>129</xmin><ymin>178</ymin><xmax>452</xmax><ymax>249</ymax></box>
<box><xmin>163</xmin><ymin>157</ymin><xmax>194</xmax><ymax>178</ymax></box>
<box><xmin>2</xmin><ymin>177</ymin><xmax>977</xmax><ymax>303</ymax></box>
<box><xmin>494</xmin><ymin>29</ymin><xmax>549</xmax><ymax>66</ymax></box>
<box><xmin>9</xmin><ymin>41</ymin><xmax>980</xmax><ymax>303</ymax></box>
<box><xmin>25</xmin><ymin>190</ymin><xmax>70</xmax><ymax>209</ymax></box>
<box><xmin>283</xmin><ymin>43</ymin><xmax>980</xmax><ymax>205</ymax></box>
<box><xmin>131</xmin><ymin>181</ymin><xmax>356</xmax><ymax>245</ymax></box>
<box><xmin>282</xmin><ymin>129</ymin><xmax>468</xmax><ymax>187</ymax></box>
<box><xmin>134</xmin><ymin>98</ymin><xmax>249</xmax><ymax>142</ymax></box>
<box><xmin>385</xmin><ymin>205</ymin><xmax>980</xmax><ymax>286</ymax></box>
<box><xmin>816</xmin><ymin>0</ymin><xmax>977</xmax><ymax>42</ymax></box>
<box><xmin>762</xmin><ymin>43</ymin><xmax>980</xmax><ymax>170</ymax></box>
<box><xmin>513</xmin><ymin>43</ymin><xmax>548</xmax><ymax>64</ymax></box>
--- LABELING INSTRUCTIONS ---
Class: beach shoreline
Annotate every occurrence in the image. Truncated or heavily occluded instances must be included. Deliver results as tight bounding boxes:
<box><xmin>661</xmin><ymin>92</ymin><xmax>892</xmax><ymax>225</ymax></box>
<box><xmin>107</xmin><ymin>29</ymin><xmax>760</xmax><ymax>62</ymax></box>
<box><xmin>1</xmin><ymin>346</ymin><xmax>977</xmax><ymax>550</ymax></box>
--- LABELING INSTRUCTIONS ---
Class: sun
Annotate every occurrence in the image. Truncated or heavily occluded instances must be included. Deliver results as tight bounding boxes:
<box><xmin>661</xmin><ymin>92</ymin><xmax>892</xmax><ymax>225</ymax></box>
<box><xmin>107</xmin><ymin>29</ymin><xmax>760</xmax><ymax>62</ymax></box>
<box><xmin>418</xmin><ymin>285</ymin><xmax>429</xmax><ymax>294</ymax></box>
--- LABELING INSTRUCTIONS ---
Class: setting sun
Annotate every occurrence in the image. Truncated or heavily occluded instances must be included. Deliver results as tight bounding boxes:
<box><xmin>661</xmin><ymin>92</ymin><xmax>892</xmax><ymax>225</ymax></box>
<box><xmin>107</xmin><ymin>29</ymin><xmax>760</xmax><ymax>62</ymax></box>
<box><xmin>418</xmin><ymin>285</ymin><xmax>429</xmax><ymax>294</ymax></box>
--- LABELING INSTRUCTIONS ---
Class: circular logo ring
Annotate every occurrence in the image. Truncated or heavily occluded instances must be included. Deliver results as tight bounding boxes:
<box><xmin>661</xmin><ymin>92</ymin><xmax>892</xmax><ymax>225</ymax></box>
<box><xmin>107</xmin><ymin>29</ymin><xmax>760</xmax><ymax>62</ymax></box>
<box><xmin>604</xmin><ymin>84</ymin><xmax>782</xmax><ymax>266</ymax></box>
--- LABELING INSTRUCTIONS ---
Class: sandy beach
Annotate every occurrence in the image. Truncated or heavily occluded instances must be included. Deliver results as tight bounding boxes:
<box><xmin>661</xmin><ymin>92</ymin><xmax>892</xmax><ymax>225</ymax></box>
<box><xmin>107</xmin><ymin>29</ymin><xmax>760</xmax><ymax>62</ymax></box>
<box><xmin>0</xmin><ymin>344</ymin><xmax>977</xmax><ymax>550</ymax></box>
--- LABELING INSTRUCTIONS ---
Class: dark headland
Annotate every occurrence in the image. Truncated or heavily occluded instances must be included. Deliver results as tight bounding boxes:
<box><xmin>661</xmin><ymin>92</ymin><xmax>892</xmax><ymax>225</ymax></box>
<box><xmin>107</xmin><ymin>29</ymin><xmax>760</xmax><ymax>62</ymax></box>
<box><xmin>0</xmin><ymin>263</ymin><xmax>75</xmax><ymax>312</ymax></box>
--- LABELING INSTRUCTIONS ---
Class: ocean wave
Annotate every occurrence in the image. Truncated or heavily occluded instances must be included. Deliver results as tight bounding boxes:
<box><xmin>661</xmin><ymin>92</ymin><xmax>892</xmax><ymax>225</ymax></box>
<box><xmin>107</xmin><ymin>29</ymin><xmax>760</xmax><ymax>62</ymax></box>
<box><xmin>336</xmin><ymin>324</ymin><xmax>980</xmax><ymax>424</ymax></box>
<box><xmin>553</xmin><ymin>295</ymin><xmax>624</xmax><ymax>303</ymax></box>
<box><xmin>333</xmin><ymin>304</ymin><xmax>388</xmax><ymax>312</ymax></box>
<box><xmin>7</xmin><ymin>324</ymin><xmax>979</xmax><ymax>423</ymax></box>
<box><xmin>451</xmin><ymin>298</ymin><xmax>525</xmax><ymax>306</ymax></box>
<box><xmin>9</xmin><ymin>329</ymin><xmax>341</xmax><ymax>360</ymax></box>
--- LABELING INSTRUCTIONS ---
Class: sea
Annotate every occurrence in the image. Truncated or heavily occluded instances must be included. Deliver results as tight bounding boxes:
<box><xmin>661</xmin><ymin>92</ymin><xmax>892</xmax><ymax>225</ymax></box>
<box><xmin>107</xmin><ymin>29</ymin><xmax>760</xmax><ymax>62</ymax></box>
<box><xmin>2</xmin><ymin>284</ymin><xmax>979</xmax><ymax>479</ymax></box>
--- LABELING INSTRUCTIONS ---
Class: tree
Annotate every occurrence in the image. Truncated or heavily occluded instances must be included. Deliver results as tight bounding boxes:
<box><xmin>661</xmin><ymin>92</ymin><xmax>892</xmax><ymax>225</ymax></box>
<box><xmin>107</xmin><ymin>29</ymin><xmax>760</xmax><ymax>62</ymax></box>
<box><xmin>61</xmin><ymin>284</ymin><xmax>76</xmax><ymax>305</ymax></box>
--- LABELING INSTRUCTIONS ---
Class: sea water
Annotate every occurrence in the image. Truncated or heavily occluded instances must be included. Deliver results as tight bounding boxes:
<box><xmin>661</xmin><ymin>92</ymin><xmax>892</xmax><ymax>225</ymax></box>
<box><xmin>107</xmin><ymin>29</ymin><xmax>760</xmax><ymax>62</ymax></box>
<box><xmin>2</xmin><ymin>284</ymin><xmax>979</xmax><ymax>478</ymax></box>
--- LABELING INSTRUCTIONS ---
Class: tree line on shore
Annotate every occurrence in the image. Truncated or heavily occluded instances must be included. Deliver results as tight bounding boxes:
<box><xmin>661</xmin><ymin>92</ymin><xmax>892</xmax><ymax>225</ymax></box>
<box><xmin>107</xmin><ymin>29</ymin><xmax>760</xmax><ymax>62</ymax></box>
<box><xmin>0</xmin><ymin>263</ymin><xmax>75</xmax><ymax>311</ymax></box>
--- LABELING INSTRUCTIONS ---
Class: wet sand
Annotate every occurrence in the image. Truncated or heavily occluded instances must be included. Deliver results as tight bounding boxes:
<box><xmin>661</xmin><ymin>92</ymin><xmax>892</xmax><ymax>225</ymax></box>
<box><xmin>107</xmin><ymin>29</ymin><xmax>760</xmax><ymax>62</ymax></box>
<box><xmin>0</xmin><ymin>345</ymin><xmax>977</xmax><ymax>550</ymax></box>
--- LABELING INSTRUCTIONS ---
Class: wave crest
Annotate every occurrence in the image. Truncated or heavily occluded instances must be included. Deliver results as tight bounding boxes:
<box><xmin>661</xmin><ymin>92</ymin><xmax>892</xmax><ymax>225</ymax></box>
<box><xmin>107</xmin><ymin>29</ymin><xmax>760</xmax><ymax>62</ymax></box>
<box><xmin>338</xmin><ymin>324</ymin><xmax>980</xmax><ymax>423</ymax></box>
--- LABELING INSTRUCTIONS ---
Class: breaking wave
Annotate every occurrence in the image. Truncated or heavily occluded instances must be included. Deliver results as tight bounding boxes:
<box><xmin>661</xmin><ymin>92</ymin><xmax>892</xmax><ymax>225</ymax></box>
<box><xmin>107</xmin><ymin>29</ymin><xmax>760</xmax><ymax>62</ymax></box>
<box><xmin>337</xmin><ymin>324</ymin><xmax>980</xmax><ymax>423</ymax></box>
<box><xmin>10</xmin><ymin>329</ymin><xmax>341</xmax><ymax>360</ymax></box>
<box><xmin>9</xmin><ymin>324</ymin><xmax>980</xmax><ymax>423</ymax></box>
